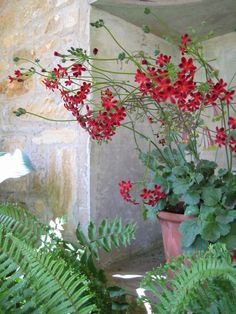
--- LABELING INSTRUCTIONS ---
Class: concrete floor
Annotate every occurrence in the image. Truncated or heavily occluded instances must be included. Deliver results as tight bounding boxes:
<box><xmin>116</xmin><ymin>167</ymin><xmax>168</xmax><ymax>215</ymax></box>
<box><xmin>105</xmin><ymin>246</ymin><xmax>165</xmax><ymax>313</ymax></box>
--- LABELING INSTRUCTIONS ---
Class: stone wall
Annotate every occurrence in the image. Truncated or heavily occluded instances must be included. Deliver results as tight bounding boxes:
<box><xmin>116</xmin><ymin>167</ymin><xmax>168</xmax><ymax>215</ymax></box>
<box><xmin>0</xmin><ymin>0</ymin><xmax>91</xmax><ymax>240</ymax></box>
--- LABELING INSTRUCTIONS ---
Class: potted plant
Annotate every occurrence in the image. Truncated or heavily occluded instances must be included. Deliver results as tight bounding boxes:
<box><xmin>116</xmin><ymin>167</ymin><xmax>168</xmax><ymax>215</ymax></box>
<box><xmin>9</xmin><ymin>16</ymin><xmax>236</xmax><ymax>260</ymax></box>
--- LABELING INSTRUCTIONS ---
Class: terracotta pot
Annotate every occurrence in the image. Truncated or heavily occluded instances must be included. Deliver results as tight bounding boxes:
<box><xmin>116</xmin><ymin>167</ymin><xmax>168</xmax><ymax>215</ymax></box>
<box><xmin>157</xmin><ymin>211</ymin><xmax>236</xmax><ymax>262</ymax></box>
<box><xmin>157</xmin><ymin>211</ymin><xmax>191</xmax><ymax>261</ymax></box>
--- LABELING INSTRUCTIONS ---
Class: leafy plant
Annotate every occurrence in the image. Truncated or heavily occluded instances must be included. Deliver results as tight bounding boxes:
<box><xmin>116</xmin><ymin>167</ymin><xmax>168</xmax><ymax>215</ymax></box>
<box><xmin>140</xmin><ymin>147</ymin><xmax>236</xmax><ymax>252</ymax></box>
<box><xmin>140</xmin><ymin>243</ymin><xmax>236</xmax><ymax>314</ymax></box>
<box><xmin>9</xmin><ymin>10</ymin><xmax>236</xmax><ymax>257</ymax></box>
<box><xmin>0</xmin><ymin>203</ymin><xmax>136</xmax><ymax>313</ymax></box>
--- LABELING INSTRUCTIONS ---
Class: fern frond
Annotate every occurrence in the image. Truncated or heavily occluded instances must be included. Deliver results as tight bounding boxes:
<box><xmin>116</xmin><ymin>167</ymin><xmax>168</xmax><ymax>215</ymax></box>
<box><xmin>141</xmin><ymin>244</ymin><xmax>236</xmax><ymax>314</ymax></box>
<box><xmin>0</xmin><ymin>203</ymin><xmax>48</xmax><ymax>246</ymax></box>
<box><xmin>0</xmin><ymin>226</ymin><xmax>97</xmax><ymax>313</ymax></box>
<box><xmin>76</xmin><ymin>218</ymin><xmax>136</xmax><ymax>259</ymax></box>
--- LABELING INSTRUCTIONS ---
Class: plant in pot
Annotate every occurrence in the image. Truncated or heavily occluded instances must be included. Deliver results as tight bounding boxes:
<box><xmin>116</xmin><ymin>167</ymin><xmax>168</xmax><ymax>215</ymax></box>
<box><xmin>9</xmin><ymin>15</ymin><xmax>236</xmax><ymax>260</ymax></box>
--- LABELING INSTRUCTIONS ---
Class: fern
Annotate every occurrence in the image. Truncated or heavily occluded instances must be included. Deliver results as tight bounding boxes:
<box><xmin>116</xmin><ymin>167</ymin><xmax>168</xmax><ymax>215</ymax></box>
<box><xmin>0</xmin><ymin>226</ymin><xmax>96</xmax><ymax>313</ymax></box>
<box><xmin>0</xmin><ymin>203</ymin><xmax>135</xmax><ymax>313</ymax></box>
<box><xmin>0</xmin><ymin>203</ymin><xmax>49</xmax><ymax>246</ymax></box>
<box><xmin>76</xmin><ymin>218</ymin><xmax>136</xmax><ymax>260</ymax></box>
<box><xmin>140</xmin><ymin>244</ymin><xmax>236</xmax><ymax>314</ymax></box>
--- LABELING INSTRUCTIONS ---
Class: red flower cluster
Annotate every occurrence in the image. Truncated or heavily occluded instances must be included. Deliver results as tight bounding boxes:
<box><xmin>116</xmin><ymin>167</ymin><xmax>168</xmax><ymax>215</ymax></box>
<box><xmin>84</xmin><ymin>90</ymin><xmax>126</xmax><ymax>140</ymax></box>
<box><xmin>215</xmin><ymin>127</ymin><xmax>227</xmax><ymax>147</ymax></box>
<box><xmin>140</xmin><ymin>185</ymin><xmax>166</xmax><ymax>206</ymax></box>
<box><xmin>9</xmin><ymin>60</ymin><xmax>125</xmax><ymax>141</ymax></box>
<box><xmin>119</xmin><ymin>180</ymin><xmax>138</xmax><ymax>205</ymax></box>
<box><xmin>215</xmin><ymin>121</ymin><xmax>236</xmax><ymax>153</ymax></box>
<box><xmin>135</xmin><ymin>44</ymin><xmax>234</xmax><ymax>114</ymax></box>
<box><xmin>205</xmin><ymin>79</ymin><xmax>235</xmax><ymax>106</ymax></box>
<box><xmin>119</xmin><ymin>181</ymin><xmax>166</xmax><ymax>207</ymax></box>
<box><xmin>229</xmin><ymin>137</ymin><xmax>236</xmax><ymax>153</ymax></box>
<box><xmin>229</xmin><ymin>116</ymin><xmax>236</xmax><ymax>129</ymax></box>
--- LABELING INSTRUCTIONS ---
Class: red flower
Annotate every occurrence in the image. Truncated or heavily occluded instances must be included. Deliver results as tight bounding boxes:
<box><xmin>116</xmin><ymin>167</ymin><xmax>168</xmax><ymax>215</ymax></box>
<box><xmin>181</xmin><ymin>34</ymin><xmax>191</xmax><ymax>46</ymax></box>
<box><xmin>14</xmin><ymin>70</ymin><xmax>22</xmax><ymax>77</ymax></box>
<box><xmin>215</xmin><ymin>127</ymin><xmax>227</xmax><ymax>147</ymax></box>
<box><xmin>135</xmin><ymin>69</ymin><xmax>148</xmax><ymax>85</ymax></box>
<box><xmin>101</xmin><ymin>89</ymin><xmax>118</xmax><ymax>111</ymax></box>
<box><xmin>8</xmin><ymin>76</ymin><xmax>14</xmax><ymax>83</ymax></box>
<box><xmin>65</xmin><ymin>76</ymin><xmax>72</xmax><ymax>86</ymax></box>
<box><xmin>140</xmin><ymin>188</ymin><xmax>152</xmax><ymax>200</ymax></box>
<box><xmin>178</xmin><ymin>57</ymin><xmax>196</xmax><ymax>77</ymax></box>
<box><xmin>229</xmin><ymin>137</ymin><xmax>236</xmax><ymax>153</ymax></box>
<box><xmin>148</xmin><ymin>116</ymin><xmax>153</xmax><ymax>124</ymax></box>
<box><xmin>179</xmin><ymin>34</ymin><xmax>191</xmax><ymax>54</ymax></box>
<box><xmin>71</xmin><ymin>63</ymin><xmax>86</xmax><ymax>77</ymax></box>
<box><xmin>54</xmin><ymin>51</ymin><xmax>61</xmax><ymax>57</ymax></box>
<box><xmin>229</xmin><ymin>116</ymin><xmax>236</xmax><ymax>129</ymax></box>
<box><xmin>43</xmin><ymin>79</ymin><xmax>59</xmax><ymax>91</ymax></box>
<box><xmin>156</xmin><ymin>54</ymin><xmax>171</xmax><ymax>68</ymax></box>
<box><xmin>119</xmin><ymin>180</ymin><xmax>139</xmax><ymax>205</ymax></box>
<box><xmin>53</xmin><ymin>64</ymin><xmax>68</xmax><ymax>78</ymax></box>
<box><xmin>221</xmin><ymin>89</ymin><xmax>235</xmax><ymax>105</ymax></box>
<box><xmin>140</xmin><ymin>185</ymin><xmax>166</xmax><ymax>207</ymax></box>
<box><xmin>93</xmin><ymin>48</ymin><xmax>98</xmax><ymax>55</ymax></box>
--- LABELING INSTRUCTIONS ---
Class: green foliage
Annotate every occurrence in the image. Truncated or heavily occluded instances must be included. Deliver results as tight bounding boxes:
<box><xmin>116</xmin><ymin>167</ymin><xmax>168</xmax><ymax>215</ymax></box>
<box><xmin>142</xmin><ymin>25</ymin><xmax>150</xmax><ymax>33</ymax></box>
<box><xmin>140</xmin><ymin>147</ymin><xmax>236</xmax><ymax>253</ymax></box>
<box><xmin>76</xmin><ymin>218</ymin><xmax>136</xmax><ymax>260</ymax></box>
<box><xmin>0</xmin><ymin>204</ymin><xmax>136</xmax><ymax>313</ymax></box>
<box><xmin>90</xmin><ymin>19</ymin><xmax>105</xmax><ymax>28</ymax></box>
<box><xmin>0</xmin><ymin>203</ymin><xmax>96</xmax><ymax>313</ymax></box>
<box><xmin>140</xmin><ymin>244</ymin><xmax>236</xmax><ymax>314</ymax></box>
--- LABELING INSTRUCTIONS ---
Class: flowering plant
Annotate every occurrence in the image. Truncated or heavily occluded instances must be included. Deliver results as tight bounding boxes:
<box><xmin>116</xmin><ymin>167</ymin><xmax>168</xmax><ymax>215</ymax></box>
<box><xmin>10</xmin><ymin>17</ymin><xmax>236</xmax><ymax>253</ymax></box>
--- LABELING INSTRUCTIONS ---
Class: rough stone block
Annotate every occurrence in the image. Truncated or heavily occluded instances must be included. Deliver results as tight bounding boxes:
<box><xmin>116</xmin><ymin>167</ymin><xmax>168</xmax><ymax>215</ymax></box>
<box><xmin>32</xmin><ymin>128</ymin><xmax>77</xmax><ymax>145</ymax></box>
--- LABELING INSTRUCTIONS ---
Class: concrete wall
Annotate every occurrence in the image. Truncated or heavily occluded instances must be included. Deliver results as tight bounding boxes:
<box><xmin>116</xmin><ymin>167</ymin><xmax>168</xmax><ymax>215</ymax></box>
<box><xmin>90</xmin><ymin>8</ymin><xmax>178</xmax><ymax>263</ymax></box>
<box><xmin>0</xmin><ymin>0</ymin><xmax>91</xmax><ymax>241</ymax></box>
<box><xmin>201</xmin><ymin>33</ymin><xmax>236</xmax><ymax>169</ymax></box>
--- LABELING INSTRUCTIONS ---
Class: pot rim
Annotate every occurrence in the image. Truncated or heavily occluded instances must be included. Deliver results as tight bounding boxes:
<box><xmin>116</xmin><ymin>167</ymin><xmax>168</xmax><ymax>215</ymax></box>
<box><xmin>157</xmin><ymin>210</ymin><xmax>193</xmax><ymax>223</ymax></box>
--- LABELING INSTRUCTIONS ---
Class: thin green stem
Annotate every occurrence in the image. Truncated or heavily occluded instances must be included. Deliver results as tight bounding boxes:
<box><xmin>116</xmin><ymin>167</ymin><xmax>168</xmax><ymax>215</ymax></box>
<box><xmin>21</xmin><ymin>111</ymin><xmax>76</xmax><ymax>122</ymax></box>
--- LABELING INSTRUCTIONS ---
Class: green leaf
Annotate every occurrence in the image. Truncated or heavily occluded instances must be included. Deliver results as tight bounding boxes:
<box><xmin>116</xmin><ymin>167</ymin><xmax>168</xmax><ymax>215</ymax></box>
<box><xmin>112</xmin><ymin>302</ymin><xmax>129</xmax><ymax>311</ymax></box>
<box><xmin>108</xmin><ymin>286</ymin><xmax>126</xmax><ymax>298</ymax></box>
<box><xmin>76</xmin><ymin>224</ymin><xmax>88</xmax><ymax>246</ymax></box>
<box><xmin>179</xmin><ymin>219</ymin><xmax>201</xmax><ymax>248</ymax></box>
<box><xmin>183</xmin><ymin>191</ymin><xmax>200</xmax><ymax>205</ymax></box>
<box><xmin>185</xmin><ymin>205</ymin><xmax>199</xmax><ymax>216</ymax></box>
<box><xmin>154</xmin><ymin>49</ymin><xmax>160</xmax><ymax>56</ymax></box>
<box><xmin>222</xmin><ymin>192</ymin><xmax>236</xmax><ymax>209</ymax></box>
<box><xmin>172</xmin><ymin>166</ymin><xmax>189</xmax><ymax>176</ymax></box>
<box><xmin>88</xmin><ymin>221</ymin><xmax>96</xmax><ymax>241</ymax></box>
<box><xmin>201</xmin><ymin>222</ymin><xmax>230</xmax><ymax>242</ymax></box>
<box><xmin>220</xmin><ymin>235</ymin><xmax>236</xmax><ymax>250</ymax></box>
<box><xmin>173</xmin><ymin>178</ymin><xmax>192</xmax><ymax>194</ymax></box>
<box><xmin>220</xmin><ymin>221</ymin><xmax>236</xmax><ymax>250</ymax></box>
<box><xmin>202</xmin><ymin>187</ymin><xmax>222</xmax><ymax>206</ymax></box>
<box><xmin>182</xmin><ymin>236</ymin><xmax>208</xmax><ymax>254</ymax></box>
<box><xmin>168</xmin><ymin>194</ymin><xmax>179</xmax><ymax>206</ymax></box>
<box><xmin>196</xmin><ymin>160</ymin><xmax>217</xmax><ymax>174</ymax></box>
<box><xmin>142</xmin><ymin>25</ymin><xmax>150</xmax><ymax>33</ymax></box>
<box><xmin>144</xmin><ymin>7</ymin><xmax>151</xmax><ymax>14</ymax></box>
<box><xmin>99</xmin><ymin>219</ymin><xmax>108</xmax><ymax>236</ymax></box>
<box><xmin>216</xmin><ymin>210</ymin><xmax>236</xmax><ymax>224</ymax></box>
<box><xmin>195</xmin><ymin>173</ymin><xmax>204</xmax><ymax>184</ymax></box>
<box><xmin>230</xmin><ymin>129</ymin><xmax>236</xmax><ymax>139</ymax></box>
<box><xmin>218</xmin><ymin>168</ymin><xmax>228</xmax><ymax>177</ymax></box>
<box><xmin>118</xmin><ymin>52</ymin><xmax>126</xmax><ymax>61</ymax></box>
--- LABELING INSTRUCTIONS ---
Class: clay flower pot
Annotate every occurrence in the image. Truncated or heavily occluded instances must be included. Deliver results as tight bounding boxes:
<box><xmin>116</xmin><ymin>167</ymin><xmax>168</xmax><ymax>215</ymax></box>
<box><xmin>157</xmin><ymin>211</ymin><xmax>192</xmax><ymax>261</ymax></box>
<box><xmin>157</xmin><ymin>211</ymin><xmax>236</xmax><ymax>262</ymax></box>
